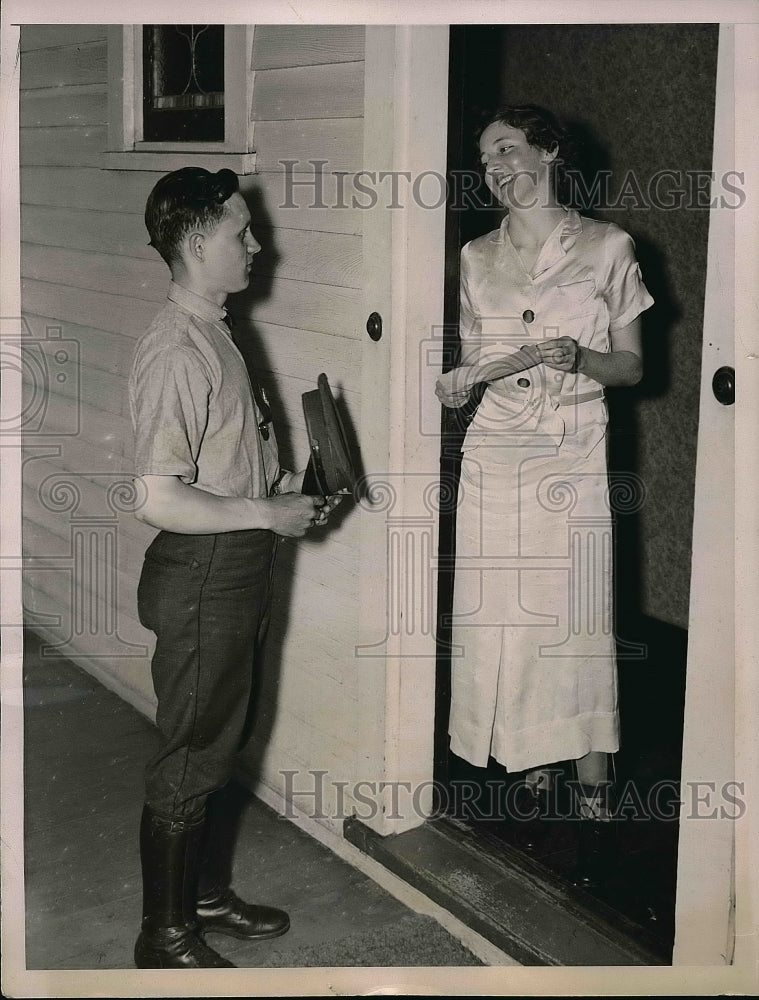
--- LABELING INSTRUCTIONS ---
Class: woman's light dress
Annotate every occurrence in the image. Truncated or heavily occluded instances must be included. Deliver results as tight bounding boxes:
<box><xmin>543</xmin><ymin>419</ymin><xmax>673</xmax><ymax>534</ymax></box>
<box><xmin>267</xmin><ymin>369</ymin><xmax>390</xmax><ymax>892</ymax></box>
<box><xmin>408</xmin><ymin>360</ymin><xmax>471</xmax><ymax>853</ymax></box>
<box><xmin>448</xmin><ymin>209</ymin><xmax>653</xmax><ymax>771</ymax></box>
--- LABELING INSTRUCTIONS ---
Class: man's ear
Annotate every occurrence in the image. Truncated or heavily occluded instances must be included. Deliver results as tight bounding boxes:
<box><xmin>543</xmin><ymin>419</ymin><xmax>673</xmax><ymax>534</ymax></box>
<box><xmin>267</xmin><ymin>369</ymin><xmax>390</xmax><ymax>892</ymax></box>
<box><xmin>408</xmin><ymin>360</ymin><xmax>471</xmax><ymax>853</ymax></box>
<box><xmin>188</xmin><ymin>232</ymin><xmax>205</xmax><ymax>262</ymax></box>
<box><xmin>541</xmin><ymin>142</ymin><xmax>559</xmax><ymax>165</ymax></box>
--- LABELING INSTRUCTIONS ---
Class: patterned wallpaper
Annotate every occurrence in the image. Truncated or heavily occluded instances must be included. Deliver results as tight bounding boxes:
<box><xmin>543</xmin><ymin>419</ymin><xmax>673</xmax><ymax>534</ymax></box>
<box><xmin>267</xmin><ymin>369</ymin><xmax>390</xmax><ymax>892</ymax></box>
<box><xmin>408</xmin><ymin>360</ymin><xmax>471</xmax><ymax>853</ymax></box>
<box><xmin>459</xmin><ymin>23</ymin><xmax>720</xmax><ymax>629</ymax></box>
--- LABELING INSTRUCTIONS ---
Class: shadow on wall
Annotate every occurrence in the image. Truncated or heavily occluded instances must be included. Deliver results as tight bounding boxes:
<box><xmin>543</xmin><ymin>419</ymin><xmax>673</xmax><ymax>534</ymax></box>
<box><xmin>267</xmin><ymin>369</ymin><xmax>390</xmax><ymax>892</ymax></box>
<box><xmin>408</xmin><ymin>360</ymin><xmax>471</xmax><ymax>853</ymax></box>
<box><xmin>225</xmin><ymin>182</ymin><xmax>360</xmax><ymax>787</ymax></box>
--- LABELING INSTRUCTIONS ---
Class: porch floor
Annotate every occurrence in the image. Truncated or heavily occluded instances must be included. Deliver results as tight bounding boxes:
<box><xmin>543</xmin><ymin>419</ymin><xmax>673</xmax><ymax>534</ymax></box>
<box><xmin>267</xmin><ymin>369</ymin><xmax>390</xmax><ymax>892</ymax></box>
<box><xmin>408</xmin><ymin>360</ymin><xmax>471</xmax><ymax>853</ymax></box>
<box><xmin>17</xmin><ymin>628</ymin><xmax>669</xmax><ymax>980</ymax></box>
<box><xmin>19</xmin><ymin>631</ymin><xmax>487</xmax><ymax>972</ymax></box>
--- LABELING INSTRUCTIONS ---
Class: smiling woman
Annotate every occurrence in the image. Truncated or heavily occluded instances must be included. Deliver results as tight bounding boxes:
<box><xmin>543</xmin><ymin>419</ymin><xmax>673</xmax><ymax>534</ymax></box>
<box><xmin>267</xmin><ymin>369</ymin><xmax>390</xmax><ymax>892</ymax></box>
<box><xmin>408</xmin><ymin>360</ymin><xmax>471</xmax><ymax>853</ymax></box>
<box><xmin>441</xmin><ymin>104</ymin><xmax>653</xmax><ymax>889</ymax></box>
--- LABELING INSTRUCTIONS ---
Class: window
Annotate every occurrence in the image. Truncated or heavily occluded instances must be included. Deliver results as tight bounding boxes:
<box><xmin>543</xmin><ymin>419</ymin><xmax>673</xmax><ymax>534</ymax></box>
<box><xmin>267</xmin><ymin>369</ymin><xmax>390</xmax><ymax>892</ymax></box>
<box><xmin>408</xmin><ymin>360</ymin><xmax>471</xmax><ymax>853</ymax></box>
<box><xmin>102</xmin><ymin>25</ymin><xmax>255</xmax><ymax>173</ymax></box>
<box><xmin>142</xmin><ymin>25</ymin><xmax>225</xmax><ymax>143</ymax></box>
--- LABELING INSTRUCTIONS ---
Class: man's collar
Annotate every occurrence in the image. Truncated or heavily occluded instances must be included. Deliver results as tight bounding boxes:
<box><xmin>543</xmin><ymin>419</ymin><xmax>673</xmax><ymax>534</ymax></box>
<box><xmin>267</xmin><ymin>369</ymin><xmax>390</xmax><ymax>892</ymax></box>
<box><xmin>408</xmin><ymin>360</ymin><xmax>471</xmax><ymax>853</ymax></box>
<box><xmin>167</xmin><ymin>282</ymin><xmax>228</xmax><ymax>325</ymax></box>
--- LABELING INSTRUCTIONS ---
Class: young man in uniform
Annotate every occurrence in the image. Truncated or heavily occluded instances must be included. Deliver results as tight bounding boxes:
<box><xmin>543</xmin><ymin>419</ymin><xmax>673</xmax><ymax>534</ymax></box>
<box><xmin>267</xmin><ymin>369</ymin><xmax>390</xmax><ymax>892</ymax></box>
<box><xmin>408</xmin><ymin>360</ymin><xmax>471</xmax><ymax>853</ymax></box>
<box><xmin>129</xmin><ymin>167</ymin><xmax>339</xmax><ymax>968</ymax></box>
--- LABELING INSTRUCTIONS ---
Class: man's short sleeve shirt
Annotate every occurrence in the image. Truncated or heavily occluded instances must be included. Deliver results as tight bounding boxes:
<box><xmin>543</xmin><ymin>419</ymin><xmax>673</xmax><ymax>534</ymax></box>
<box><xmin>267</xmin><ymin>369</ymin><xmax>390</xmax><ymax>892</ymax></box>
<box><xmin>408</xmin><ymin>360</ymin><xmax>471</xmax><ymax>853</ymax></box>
<box><xmin>128</xmin><ymin>282</ymin><xmax>279</xmax><ymax>499</ymax></box>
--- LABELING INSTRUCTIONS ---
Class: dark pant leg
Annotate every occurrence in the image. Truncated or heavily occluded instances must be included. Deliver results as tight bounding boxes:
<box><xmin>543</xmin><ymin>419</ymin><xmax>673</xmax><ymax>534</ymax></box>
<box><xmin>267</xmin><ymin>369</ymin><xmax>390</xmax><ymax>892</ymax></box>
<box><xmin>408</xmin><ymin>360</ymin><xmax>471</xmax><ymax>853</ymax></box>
<box><xmin>137</xmin><ymin>529</ymin><xmax>277</xmax><ymax>820</ymax></box>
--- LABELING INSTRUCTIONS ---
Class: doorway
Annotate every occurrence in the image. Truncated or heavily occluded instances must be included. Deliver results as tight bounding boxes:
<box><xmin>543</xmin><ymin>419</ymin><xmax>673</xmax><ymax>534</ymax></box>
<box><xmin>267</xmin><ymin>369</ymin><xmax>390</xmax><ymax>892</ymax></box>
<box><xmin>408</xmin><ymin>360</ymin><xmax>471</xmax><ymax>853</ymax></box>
<box><xmin>435</xmin><ymin>23</ymin><xmax>720</xmax><ymax>960</ymax></box>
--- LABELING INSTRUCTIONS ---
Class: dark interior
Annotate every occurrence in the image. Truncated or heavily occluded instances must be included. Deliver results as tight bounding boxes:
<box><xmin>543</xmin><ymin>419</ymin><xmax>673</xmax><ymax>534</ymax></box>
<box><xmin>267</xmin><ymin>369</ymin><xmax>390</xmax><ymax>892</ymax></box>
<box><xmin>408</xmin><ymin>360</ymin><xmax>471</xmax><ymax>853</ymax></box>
<box><xmin>435</xmin><ymin>23</ymin><xmax>719</xmax><ymax>960</ymax></box>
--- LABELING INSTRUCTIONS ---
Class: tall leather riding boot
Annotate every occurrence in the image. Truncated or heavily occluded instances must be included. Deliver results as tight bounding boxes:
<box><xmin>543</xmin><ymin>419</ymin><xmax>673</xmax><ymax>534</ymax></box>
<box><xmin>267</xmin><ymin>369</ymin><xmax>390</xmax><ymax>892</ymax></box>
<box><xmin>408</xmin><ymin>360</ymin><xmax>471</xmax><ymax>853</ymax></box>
<box><xmin>195</xmin><ymin>786</ymin><xmax>290</xmax><ymax>941</ymax></box>
<box><xmin>570</xmin><ymin>780</ymin><xmax>617</xmax><ymax>889</ymax></box>
<box><xmin>134</xmin><ymin>805</ymin><xmax>235</xmax><ymax>968</ymax></box>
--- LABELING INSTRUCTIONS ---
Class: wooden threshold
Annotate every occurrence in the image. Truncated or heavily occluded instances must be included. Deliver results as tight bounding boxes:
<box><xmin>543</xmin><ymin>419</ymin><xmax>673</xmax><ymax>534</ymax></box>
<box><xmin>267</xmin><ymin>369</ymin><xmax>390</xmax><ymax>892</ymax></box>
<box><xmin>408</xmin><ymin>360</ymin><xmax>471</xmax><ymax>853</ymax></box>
<box><xmin>344</xmin><ymin>814</ymin><xmax>667</xmax><ymax>967</ymax></box>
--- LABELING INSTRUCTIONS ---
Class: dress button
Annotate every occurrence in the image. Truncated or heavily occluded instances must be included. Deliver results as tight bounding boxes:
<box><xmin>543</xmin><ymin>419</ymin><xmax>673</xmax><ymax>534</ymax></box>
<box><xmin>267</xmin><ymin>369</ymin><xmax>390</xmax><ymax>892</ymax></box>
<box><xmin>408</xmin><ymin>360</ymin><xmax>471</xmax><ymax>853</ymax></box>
<box><xmin>517</xmin><ymin>377</ymin><xmax>530</xmax><ymax>388</ymax></box>
<box><xmin>522</xmin><ymin>309</ymin><xmax>535</xmax><ymax>323</ymax></box>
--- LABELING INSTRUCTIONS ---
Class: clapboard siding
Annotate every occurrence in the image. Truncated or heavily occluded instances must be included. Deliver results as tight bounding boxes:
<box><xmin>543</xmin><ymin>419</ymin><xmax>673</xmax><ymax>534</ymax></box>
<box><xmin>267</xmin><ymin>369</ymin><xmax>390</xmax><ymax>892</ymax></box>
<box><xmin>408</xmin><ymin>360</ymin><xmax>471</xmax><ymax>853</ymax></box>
<box><xmin>23</xmin><ymin>273</ymin><xmax>361</xmax><ymax>342</ymax></box>
<box><xmin>251</xmin><ymin>25</ymin><xmax>364</xmax><ymax>69</ymax></box>
<box><xmin>23</xmin><ymin>429</ymin><xmax>127</xmax><ymax>484</ymax></box>
<box><xmin>244</xmin><ymin>276</ymin><xmax>361</xmax><ymax>339</ymax></box>
<box><xmin>246</xmin><ymin>172</ymin><xmax>362</xmax><ymax>235</ymax></box>
<box><xmin>23</xmin><ymin>484</ymin><xmax>153</xmax><ymax>574</ymax></box>
<box><xmin>252</xmin><ymin>119</ymin><xmax>363</xmax><ymax>173</ymax></box>
<box><xmin>20</xmin><ymin>89</ymin><xmax>108</xmax><ymax>127</ymax></box>
<box><xmin>21</xmin><ymin>166</ymin><xmax>158</xmax><ymax>215</ymax></box>
<box><xmin>23</xmin><ymin>308</ymin><xmax>363</xmax><ymax>409</ymax></box>
<box><xmin>23</xmin><ymin>445</ymin><xmax>161</xmax><ymax>555</ymax></box>
<box><xmin>269</xmin><ymin>584</ymin><xmax>360</xmax><ymax>683</ymax></box>
<box><xmin>20</xmin><ymin>314</ymin><xmax>136</xmax><ymax>380</ymax></box>
<box><xmin>21</xmin><ymin>279</ymin><xmax>159</xmax><ymax>339</ymax></box>
<box><xmin>20</xmin><ymin>40</ymin><xmax>108</xmax><ymax>91</ymax></box>
<box><xmin>275</xmin><ymin>538</ymin><xmax>359</xmax><ymax>604</ymax></box>
<box><xmin>23</xmin><ymin>356</ymin><xmax>128</xmax><ymax>419</ymax></box>
<box><xmin>22</xmin><ymin>577</ymin><xmax>152</xmax><ymax>706</ymax></box>
<box><xmin>255</xmin><ymin>227</ymin><xmax>362</xmax><ymax>287</ymax></box>
<box><xmin>245</xmin><ymin>321</ymin><xmax>362</xmax><ymax>386</ymax></box>
<box><xmin>22</xmin><ymin>225</ymin><xmax>362</xmax><ymax>292</ymax></box>
<box><xmin>23</xmin><ymin>570</ymin><xmax>151</xmax><ymax>660</ymax></box>
<box><xmin>22</xmin><ymin>205</ymin><xmax>157</xmax><ymax>260</ymax></box>
<box><xmin>22</xmin><ymin>178</ymin><xmax>363</xmax><ymax>245</ymax></box>
<box><xmin>22</xmin><ymin>508</ymin><xmax>144</xmax><ymax>620</ymax></box>
<box><xmin>21</xmin><ymin>245</ymin><xmax>166</xmax><ymax>307</ymax></box>
<box><xmin>258</xmin><ymin>648</ymin><xmax>359</xmax><ymax>731</ymax></box>
<box><xmin>20</xmin><ymin>388</ymin><xmax>131</xmax><ymax>454</ymax></box>
<box><xmin>252</xmin><ymin>64</ymin><xmax>364</xmax><ymax>121</ymax></box>
<box><xmin>20</xmin><ymin>126</ymin><xmax>107</xmax><ymax>167</ymax></box>
<box><xmin>23</xmin><ymin>455</ymin><xmax>135</xmax><ymax>519</ymax></box>
<box><xmin>20</xmin><ymin>25</ymin><xmax>108</xmax><ymax>52</ymax></box>
<box><xmin>20</xmin><ymin>24</ymin><xmax>368</xmax><ymax>820</ymax></box>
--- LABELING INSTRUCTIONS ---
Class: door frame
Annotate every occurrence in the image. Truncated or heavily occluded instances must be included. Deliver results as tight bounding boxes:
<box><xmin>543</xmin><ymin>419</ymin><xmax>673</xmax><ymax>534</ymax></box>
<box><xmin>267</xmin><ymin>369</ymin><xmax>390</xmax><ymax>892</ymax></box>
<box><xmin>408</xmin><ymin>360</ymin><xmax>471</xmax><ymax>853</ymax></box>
<box><xmin>355</xmin><ymin>25</ymin><xmax>450</xmax><ymax>836</ymax></box>
<box><xmin>673</xmin><ymin>22</ymin><xmax>757</xmax><ymax>967</ymax></box>
<box><xmin>356</xmin><ymin>21</ymin><xmax>755</xmax><ymax>970</ymax></box>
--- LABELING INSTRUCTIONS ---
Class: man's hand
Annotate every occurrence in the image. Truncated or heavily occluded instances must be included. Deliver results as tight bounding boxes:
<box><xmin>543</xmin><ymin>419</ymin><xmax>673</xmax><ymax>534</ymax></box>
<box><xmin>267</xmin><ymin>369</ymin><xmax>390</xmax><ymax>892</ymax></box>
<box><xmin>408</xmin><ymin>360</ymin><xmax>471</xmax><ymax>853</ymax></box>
<box><xmin>264</xmin><ymin>493</ymin><xmax>326</xmax><ymax>537</ymax></box>
<box><xmin>134</xmin><ymin>475</ymin><xmax>344</xmax><ymax>536</ymax></box>
<box><xmin>265</xmin><ymin>493</ymin><xmax>344</xmax><ymax>536</ymax></box>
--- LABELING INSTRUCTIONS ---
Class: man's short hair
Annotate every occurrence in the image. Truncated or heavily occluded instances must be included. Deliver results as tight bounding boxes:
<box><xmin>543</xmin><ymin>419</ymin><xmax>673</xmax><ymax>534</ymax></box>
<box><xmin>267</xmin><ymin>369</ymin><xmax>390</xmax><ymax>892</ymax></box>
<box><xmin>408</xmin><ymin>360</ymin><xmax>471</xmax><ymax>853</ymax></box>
<box><xmin>144</xmin><ymin>167</ymin><xmax>240</xmax><ymax>267</ymax></box>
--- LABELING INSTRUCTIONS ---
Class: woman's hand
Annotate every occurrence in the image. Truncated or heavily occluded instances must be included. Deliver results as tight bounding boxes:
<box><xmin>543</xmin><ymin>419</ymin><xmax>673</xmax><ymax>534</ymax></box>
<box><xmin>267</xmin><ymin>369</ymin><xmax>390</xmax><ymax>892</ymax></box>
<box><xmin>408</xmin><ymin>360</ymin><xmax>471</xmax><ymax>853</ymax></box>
<box><xmin>537</xmin><ymin>320</ymin><xmax>643</xmax><ymax>387</ymax></box>
<box><xmin>536</xmin><ymin>337</ymin><xmax>582</xmax><ymax>373</ymax></box>
<box><xmin>435</xmin><ymin>368</ymin><xmax>473</xmax><ymax>408</ymax></box>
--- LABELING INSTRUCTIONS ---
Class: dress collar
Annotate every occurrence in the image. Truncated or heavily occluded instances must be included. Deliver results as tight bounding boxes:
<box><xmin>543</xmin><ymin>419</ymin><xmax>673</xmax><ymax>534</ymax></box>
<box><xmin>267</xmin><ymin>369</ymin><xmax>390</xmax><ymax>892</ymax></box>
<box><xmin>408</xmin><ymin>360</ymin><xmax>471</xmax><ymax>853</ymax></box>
<box><xmin>167</xmin><ymin>281</ymin><xmax>229</xmax><ymax>326</ymax></box>
<box><xmin>494</xmin><ymin>208</ymin><xmax>583</xmax><ymax>276</ymax></box>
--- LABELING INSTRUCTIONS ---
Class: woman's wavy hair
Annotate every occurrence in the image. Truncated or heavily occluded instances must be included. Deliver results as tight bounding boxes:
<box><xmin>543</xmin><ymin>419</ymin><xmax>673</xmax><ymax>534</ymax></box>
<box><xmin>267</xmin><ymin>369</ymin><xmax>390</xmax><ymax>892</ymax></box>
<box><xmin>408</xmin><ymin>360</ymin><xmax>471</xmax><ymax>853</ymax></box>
<box><xmin>145</xmin><ymin>166</ymin><xmax>240</xmax><ymax>267</ymax></box>
<box><xmin>476</xmin><ymin>104</ymin><xmax>578</xmax><ymax>205</ymax></box>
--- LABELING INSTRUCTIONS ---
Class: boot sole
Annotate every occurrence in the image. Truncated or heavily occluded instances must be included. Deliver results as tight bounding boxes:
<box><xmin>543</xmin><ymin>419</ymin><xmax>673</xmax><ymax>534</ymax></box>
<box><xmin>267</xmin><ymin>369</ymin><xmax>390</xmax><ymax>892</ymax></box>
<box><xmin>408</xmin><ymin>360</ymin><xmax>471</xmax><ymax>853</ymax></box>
<box><xmin>199</xmin><ymin>920</ymin><xmax>291</xmax><ymax>941</ymax></box>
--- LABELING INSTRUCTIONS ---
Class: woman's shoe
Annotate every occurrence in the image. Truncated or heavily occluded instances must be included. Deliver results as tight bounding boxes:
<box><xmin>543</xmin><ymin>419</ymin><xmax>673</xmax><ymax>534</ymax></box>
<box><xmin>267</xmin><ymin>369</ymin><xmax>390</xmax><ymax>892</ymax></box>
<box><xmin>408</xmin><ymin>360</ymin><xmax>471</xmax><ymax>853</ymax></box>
<box><xmin>570</xmin><ymin>780</ymin><xmax>617</xmax><ymax>888</ymax></box>
<box><xmin>571</xmin><ymin>816</ymin><xmax>616</xmax><ymax>888</ymax></box>
<box><xmin>510</xmin><ymin>782</ymin><xmax>550</xmax><ymax>852</ymax></box>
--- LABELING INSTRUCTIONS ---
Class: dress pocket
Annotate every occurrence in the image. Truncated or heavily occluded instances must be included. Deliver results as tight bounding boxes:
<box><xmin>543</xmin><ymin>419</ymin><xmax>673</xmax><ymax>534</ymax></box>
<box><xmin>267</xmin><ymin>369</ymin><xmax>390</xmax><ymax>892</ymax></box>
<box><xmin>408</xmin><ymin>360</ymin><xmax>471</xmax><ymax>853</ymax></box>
<box><xmin>555</xmin><ymin>278</ymin><xmax>597</xmax><ymax>317</ymax></box>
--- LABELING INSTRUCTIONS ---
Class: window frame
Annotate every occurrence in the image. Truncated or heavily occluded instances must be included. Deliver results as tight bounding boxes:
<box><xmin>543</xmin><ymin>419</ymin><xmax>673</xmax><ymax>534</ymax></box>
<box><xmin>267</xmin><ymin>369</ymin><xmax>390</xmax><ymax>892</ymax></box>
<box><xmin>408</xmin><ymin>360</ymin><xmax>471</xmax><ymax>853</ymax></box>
<box><xmin>102</xmin><ymin>24</ymin><xmax>256</xmax><ymax>173</ymax></box>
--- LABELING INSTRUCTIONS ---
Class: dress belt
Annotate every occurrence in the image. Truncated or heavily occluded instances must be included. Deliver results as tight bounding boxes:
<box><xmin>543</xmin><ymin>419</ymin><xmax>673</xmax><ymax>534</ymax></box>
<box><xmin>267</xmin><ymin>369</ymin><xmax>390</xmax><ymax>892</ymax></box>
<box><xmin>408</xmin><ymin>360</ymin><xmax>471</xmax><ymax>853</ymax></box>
<box><xmin>550</xmin><ymin>388</ymin><xmax>605</xmax><ymax>406</ymax></box>
<box><xmin>494</xmin><ymin>387</ymin><xmax>605</xmax><ymax>407</ymax></box>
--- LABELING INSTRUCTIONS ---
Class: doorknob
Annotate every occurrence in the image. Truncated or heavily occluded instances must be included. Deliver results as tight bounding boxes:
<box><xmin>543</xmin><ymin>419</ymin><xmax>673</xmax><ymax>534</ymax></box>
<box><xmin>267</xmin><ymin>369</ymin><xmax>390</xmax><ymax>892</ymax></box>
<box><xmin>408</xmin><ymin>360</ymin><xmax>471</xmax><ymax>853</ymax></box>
<box><xmin>366</xmin><ymin>312</ymin><xmax>383</xmax><ymax>342</ymax></box>
<box><xmin>712</xmin><ymin>366</ymin><xmax>734</xmax><ymax>406</ymax></box>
